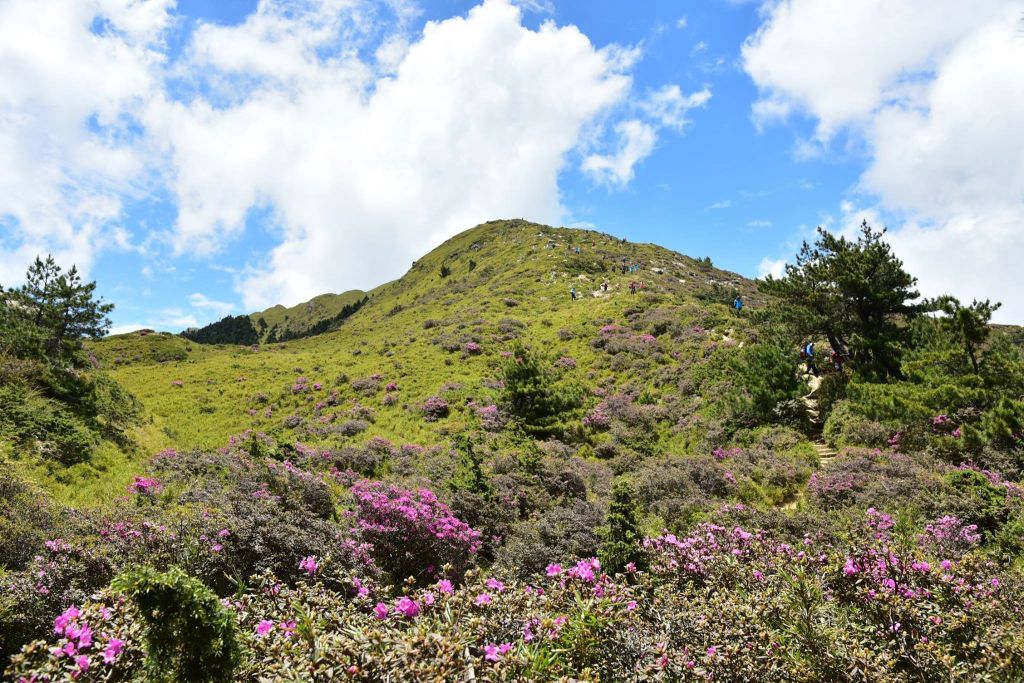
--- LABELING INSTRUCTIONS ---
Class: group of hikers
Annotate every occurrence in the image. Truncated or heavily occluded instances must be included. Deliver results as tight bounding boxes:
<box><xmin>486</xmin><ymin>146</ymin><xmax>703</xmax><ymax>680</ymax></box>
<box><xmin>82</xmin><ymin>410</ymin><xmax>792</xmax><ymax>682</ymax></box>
<box><xmin>800</xmin><ymin>340</ymin><xmax>847</xmax><ymax>376</ymax></box>
<box><xmin>570</xmin><ymin>279</ymin><xmax>643</xmax><ymax>300</ymax></box>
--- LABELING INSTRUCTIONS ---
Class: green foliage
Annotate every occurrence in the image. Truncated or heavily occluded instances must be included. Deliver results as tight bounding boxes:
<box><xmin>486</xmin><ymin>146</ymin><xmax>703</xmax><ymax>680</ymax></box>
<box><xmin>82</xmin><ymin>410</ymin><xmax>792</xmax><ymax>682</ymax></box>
<box><xmin>181</xmin><ymin>314</ymin><xmax>259</xmax><ymax>346</ymax></box>
<box><xmin>598</xmin><ymin>478</ymin><xmax>644</xmax><ymax>574</ymax></box>
<box><xmin>933</xmin><ymin>296</ymin><xmax>1001</xmax><ymax>374</ymax></box>
<box><xmin>941</xmin><ymin>469</ymin><xmax>1008</xmax><ymax>537</ymax></box>
<box><xmin>498</xmin><ymin>344</ymin><xmax>584</xmax><ymax>438</ymax></box>
<box><xmin>0</xmin><ymin>383</ymin><xmax>97</xmax><ymax>465</ymax></box>
<box><xmin>112</xmin><ymin>566</ymin><xmax>241</xmax><ymax>683</ymax></box>
<box><xmin>760</xmin><ymin>221</ymin><xmax>921</xmax><ymax>379</ymax></box>
<box><xmin>0</xmin><ymin>255</ymin><xmax>114</xmax><ymax>365</ymax></box>
<box><xmin>439</xmin><ymin>264</ymin><xmax>451</xmax><ymax>278</ymax></box>
<box><xmin>448</xmin><ymin>434</ymin><xmax>493</xmax><ymax>500</ymax></box>
<box><xmin>722</xmin><ymin>343</ymin><xmax>807</xmax><ymax>431</ymax></box>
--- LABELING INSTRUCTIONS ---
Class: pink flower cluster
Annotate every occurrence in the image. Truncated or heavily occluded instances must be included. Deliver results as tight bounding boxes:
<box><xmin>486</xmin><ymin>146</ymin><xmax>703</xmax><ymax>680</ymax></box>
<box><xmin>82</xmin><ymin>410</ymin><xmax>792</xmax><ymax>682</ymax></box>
<box><xmin>464</xmin><ymin>342</ymin><xmax>482</xmax><ymax>354</ymax></box>
<box><xmin>351</xmin><ymin>480</ymin><xmax>482</xmax><ymax>578</ymax></box>
<box><xmin>582</xmin><ymin>403</ymin><xmax>610</xmax><ymax>429</ymax></box>
<box><xmin>476</xmin><ymin>404</ymin><xmax>504</xmax><ymax>432</ymax></box>
<box><xmin>128</xmin><ymin>476</ymin><xmax>162</xmax><ymax>496</ymax></box>
<box><xmin>49</xmin><ymin>606</ymin><xmax>124</xmax><ymax>677</ymax></box>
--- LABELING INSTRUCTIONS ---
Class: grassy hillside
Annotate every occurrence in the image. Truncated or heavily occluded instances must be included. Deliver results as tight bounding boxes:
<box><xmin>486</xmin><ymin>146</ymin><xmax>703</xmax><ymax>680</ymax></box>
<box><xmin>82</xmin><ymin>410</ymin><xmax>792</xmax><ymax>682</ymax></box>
<box><xmin>91</xmin><ymin>220</ymin><xmax>762</xmax><ymax>458</ymax></box>
<box><xmin>250</xmin><ymin>289</ymin><xmax>367</xmax><ymax>342</ymax></box>
<box><xmin>7</xmin><ymin>220</ymin><xmax>1024</xmax><ymax>680</ymax></box>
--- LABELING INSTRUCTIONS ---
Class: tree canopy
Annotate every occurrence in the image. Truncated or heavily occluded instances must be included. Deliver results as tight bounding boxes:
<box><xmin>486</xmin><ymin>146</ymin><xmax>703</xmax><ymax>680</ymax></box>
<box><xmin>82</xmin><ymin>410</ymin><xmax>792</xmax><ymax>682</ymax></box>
<box><xmin>759</xmin><ymin>221</ymin><xmax>922</xmax><ymax>380</ymax></box>
<box><xmin>1</xmin><ymin>255</ymin><xmax>113</xmax><ymax>365</ymax></box>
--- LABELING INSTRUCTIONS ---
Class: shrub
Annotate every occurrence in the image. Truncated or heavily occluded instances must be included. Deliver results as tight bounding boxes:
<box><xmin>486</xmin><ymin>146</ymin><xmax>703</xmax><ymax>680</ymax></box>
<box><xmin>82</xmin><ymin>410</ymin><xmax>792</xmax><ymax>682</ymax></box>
<box><xmin>498</xmin><ymin>344</ymin><xmax>584</xmax><ymax>438</ymax></box>
<box><xmin>597</xmin><ymin>479</ymin><xmax>645</xmax><ymax>574</ymax></box>
<box><xmin>350</xmin><ymin>480</ymin><xmax>481</xmax><ymax>583</ymax></box>
<box><xmin>112</xmin><ymin>566</ymin><xmax>240</xmax><ymax>682</ymax></box>
<box><xmin>421</xmin><ymin>395</ymin><xmax>450</xmax><ymax>422</ymax></box>
<box><xmin>823</xmin><ymin>400</ymin><xmax>890</xmax><ymax>449</ymax></box>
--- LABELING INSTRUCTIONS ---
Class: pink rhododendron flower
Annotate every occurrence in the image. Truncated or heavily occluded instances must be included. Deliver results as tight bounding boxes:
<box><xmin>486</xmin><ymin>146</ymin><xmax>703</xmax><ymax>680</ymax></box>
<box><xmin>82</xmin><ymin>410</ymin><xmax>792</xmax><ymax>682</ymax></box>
<box><xmin>102</xmin><ymin>638</ymin><xmax>124</xmax><ymax>664</ymax></box>
<box><xmin>299</xmin><ymin>555</ymin><xmax>319</xmax><ymax>575</ymax></box>
<box><xmin>395</xmin><ymin>596</ymin><xmax>420</xmax><ymax>618</ymax></box>
<box><xmin>546</xmin><ymin>563</ymin><xmax>562</xmax><ymax>577</ymax></box>
<box><xmin>474</xmin><ymin>593</ymin><xmax>491</xmax><ymax>606</ymax></box>
<box><xmin>437</xmin><ymin>579</ymin><xmax>454</xmax><ymax>594</ymax></box>
<box><xmin>374</xmin><ymin>603</ymin><xmax>389</xmax><ymax>620</ymax></box>
<box><xmin>255</xmin><ymin>620</ymin><xmax>274</xmax><ymax>637</ymax></box>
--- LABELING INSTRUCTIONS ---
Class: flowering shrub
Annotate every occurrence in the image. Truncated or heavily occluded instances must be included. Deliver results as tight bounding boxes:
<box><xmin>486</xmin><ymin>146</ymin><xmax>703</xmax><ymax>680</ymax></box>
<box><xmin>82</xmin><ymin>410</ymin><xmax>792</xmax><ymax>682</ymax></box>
<box><xmin>464</xmin><ymin>342</ymin><xmax>482</xmax><ymax>354</ymax></box>
<box><xmin>553</xmin><ymin>356</ymin><xmax>577</xmax><ymax>369</ymax></box>
<box><xmin>421</xmin><ymin>395</ymin><xmax>450</xmax><ymax>422</ymax></box>
<box><xmin>350</xmin><ymin>480</ymin><xmax>482</xmax><ymax>582</ymax></box>
<box><xmin>582</xmin><ymin>403</ymin><xmax>611</xmax><ymax>430</ymax></box>
<box><xmin>127</xmin><ymin>476</ymin><xmax>161</xmax><ymax>496</ymax></box>
<box><xmin>476</xmin><ymin>404</ymin><xmax>505</xmax><ymax>432</ymax></box>
<box><xmin>14</xmin><ymin>511</ymin><xmax>1024</xmax><ymax>682</ymax></box>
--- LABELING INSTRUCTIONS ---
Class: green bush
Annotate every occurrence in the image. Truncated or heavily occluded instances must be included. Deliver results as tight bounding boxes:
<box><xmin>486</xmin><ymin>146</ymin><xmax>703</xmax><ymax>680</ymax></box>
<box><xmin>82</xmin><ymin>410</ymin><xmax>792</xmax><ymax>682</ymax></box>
<box><xmin>112</xmin><ymin>566</ymin><xmax>241</xmax><ymax>683</ymax></box>
<box><xmin>822</xmin><ymin>400</ymin><xmax>890</xmax><ymax>449</ymax></box>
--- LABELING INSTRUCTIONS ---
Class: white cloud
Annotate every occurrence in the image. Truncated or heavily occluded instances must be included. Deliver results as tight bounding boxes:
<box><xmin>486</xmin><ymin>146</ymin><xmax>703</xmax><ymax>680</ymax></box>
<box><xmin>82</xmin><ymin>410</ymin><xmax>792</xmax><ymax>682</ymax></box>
<box><xmin>583</xmin><ymin>83</ymin><xmax>710</xmax><ymax>187</ymax></box>
<box><xmin>676</xmin><ymin>16</ymin><xmax>687</xmax><ymax>29</ymax></box>
<box><xmin>0</xmin><ymin>0</ymin><xmax>713</xmax><ymax>312</ymax></box>
<box><xmin>0</xmin><ymin>0</ymin><xmax>174</xmax><ymax>284</ymax></box>
<box><xmin>158</xmin><ymin>0</ymin><xmax>648</xmax><ymax>308</ymax></box>
<box><xmin>582</xmin><ymin>120</ymin><xmax>657</xmax><ymax>187</ymax></box>
<box><xmin>640</xmin><ymin>84</ymin><xmax>711</xmax><ymax>130</ymax></box>
<box><xmin>510</xmin><ymin>0</ymin><xmax>554</xmax><ymax>13</ymax></box>
<box><xmin>705</xmin><ymin>199</ymin><xmax>731</xmax><ymax>211</ymax></box>
<box><xmin>757</xmin><ymin>256</ymin><xmax>786</xmax><ymax>279</ymax></box>
<box><xmin>743</xmin><ymin>0</ymin><xmax>1024</xmax><ymax>322</ymax></box>
<box><xmin>747</xmin><ymin>219</ymin><xmax>772</xmax><ymax>228</ymax></box>
<box><xmin>188</xmin><ymin>292</ymin><xmax>234</xmax><ymax>318</ymax></box>
<box><xmin>691</xmin><ymin>41</ymin><xmax>707</xmax><ymax>55</ymax></box>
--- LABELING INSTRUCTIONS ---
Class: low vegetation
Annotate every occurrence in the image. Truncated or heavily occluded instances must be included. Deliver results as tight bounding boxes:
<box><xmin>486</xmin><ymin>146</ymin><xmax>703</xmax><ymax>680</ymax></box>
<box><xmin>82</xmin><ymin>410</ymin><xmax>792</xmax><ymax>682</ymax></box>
<box><xmin>2</xmin><ymin>220</ymin><xmax>1022</xmax><ymax>681</ymax></box>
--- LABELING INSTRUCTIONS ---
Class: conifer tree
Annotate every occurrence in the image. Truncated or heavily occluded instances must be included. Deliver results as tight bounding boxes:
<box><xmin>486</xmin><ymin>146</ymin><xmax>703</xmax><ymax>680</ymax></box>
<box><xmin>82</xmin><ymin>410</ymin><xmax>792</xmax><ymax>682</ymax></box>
<box><xmin>760</xmin><ymin>222</ymin><xmax>921</xmax><ymax>380</ymax></box>
<box><xmin>598</xmin><ymin>478</ymin><xmax>645</xmax><ymax>574</ymax></box>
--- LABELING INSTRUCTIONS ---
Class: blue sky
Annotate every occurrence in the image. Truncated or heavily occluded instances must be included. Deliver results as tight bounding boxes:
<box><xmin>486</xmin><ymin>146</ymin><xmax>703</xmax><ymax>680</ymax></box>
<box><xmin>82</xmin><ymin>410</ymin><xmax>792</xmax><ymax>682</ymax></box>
<box><xmin>0</xmin><ymin>0</ymin><xmax>1021</xmax><ymax>328</ymax></box>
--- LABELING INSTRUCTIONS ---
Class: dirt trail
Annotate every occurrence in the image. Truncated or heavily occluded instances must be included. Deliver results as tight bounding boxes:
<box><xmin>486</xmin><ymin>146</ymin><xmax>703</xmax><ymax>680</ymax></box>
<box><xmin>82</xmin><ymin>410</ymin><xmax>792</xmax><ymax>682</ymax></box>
<box><xmin>782</xmin><ymin>374</ymin><xmax>839</xmax><ymax>509</ymax></box>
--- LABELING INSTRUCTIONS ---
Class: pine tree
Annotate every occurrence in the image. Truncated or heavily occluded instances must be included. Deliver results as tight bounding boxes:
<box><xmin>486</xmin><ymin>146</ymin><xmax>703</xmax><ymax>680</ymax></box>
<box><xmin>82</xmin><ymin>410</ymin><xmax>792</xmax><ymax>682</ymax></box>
<box><xmin>598</xmin><ymin>478</ymin><xmax>645</xmax><ymax>575</ymax></box>
<box><xmin>760</xmin><ymin>221</ymin><xmax>922</xmax><ymax>380</ymax></box>
<box><xmin>1</xmin><ymin>255</ymin><xmax>113</xmax><ymax>364</ymax></box>
<box><xmin>934</xmin><ymin>296</ymin><xmax>1001</xmax><ymax>375</ymax></box>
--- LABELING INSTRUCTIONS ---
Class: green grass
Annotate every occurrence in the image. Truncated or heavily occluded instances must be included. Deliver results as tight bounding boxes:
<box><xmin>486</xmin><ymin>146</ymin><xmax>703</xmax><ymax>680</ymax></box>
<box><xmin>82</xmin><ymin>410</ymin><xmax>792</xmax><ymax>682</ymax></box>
<box><xmin>250</xmin><ymin>290</ymin><xmax>366</xmax><ymax>342</ymax></box>
<box><xmin>56</xmin><ymin>220</ymin><xmax>771</xmax><ymax>503</ymax></box>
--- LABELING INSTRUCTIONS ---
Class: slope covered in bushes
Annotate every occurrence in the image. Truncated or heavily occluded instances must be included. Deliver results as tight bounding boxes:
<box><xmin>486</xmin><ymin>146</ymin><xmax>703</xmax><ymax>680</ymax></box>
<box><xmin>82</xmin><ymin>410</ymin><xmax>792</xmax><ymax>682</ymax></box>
<box><xmin>4</xmin><ymin>220</ymin><xmax>1024</xmax><ymax>680</ymax></box>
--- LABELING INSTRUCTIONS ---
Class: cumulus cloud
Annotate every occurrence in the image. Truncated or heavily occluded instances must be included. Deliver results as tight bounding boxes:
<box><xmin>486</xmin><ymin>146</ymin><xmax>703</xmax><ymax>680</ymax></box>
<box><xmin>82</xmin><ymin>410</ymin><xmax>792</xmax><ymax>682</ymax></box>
<box><xmin>583</xmin><ymin>84</ymin><xmax>710</xmax><ymax>187</ymax></box>
<box><xmin>743</xmin><ymin>0</ymin><xmax>1024</xmax><ymax>322</ymax></box>
<box><xmin>757</xmin><ymin>256</ymin><xmax>786</xmax><ymax>279</ymax></box>
<box><xmin>640</xmin><ymin>85</ymin><xmax>711</xmax><ymax>130</ymax></box>
<box><xmin>1</xmin><ymin>0</ymin><xmax>706</xmax><ymax>312</ymax></box>
<box><xmin>188</xmin><ymin>292</ymin><xmax>235</xmax><ymax>318</ymax></box>
<box><xmin>0</xmin><ymin>0</ymin><xmax>173</xmax><ymax>282</ymax></box>
<box><xmin>164</xmin><ymin>0</ymin><xmax>644</xmax><ymax>308</ymax></box>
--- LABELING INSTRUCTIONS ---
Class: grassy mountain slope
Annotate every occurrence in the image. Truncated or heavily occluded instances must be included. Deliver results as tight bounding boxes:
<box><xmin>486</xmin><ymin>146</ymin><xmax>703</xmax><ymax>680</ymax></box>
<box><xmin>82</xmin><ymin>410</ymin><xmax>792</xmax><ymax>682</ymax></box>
<box><xmin>250</xmin><ymin>289</ymin><xmax>367</xmax><ymax>342</ymax></box>
<box><xmin>10</xmin><ymin>220</ymin><xmax>1024</xmax><ymax>680</ymax></box>
<box><xmin>85</xmin><ymin>220</ymin><xmax>767</xmax><ymax>494</ymax></box>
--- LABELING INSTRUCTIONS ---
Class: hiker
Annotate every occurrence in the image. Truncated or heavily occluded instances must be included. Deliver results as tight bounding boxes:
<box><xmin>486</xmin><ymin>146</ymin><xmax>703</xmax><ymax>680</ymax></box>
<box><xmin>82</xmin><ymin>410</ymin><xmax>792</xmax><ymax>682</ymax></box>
<box><xmin>575</xmin><ymin>247</ymin><xmax>580</xmax><ymax>254</ymax></box>
<box><xmin>621</xmin><ymin>264</ymin><xmax>627</xmax><ymax>274</ymax></box>
<box><xmin>829</xmin><ymin>349</ymin><xmax>845</xmax><ymax>372</ymax></box>
<box><xmin>601</xmin><ymin>280</ymin><xmax>609</xmax><ymax>292</ymax></box>
<box><xmin>570</xmin><ymin>287</ymin><xmax>577</xmax><ymax>301</ymax></box>
<box><xmin>801</xmin><ymin>341</ymin><xmax>818</xmax><ymax>376</ymax></box>
<box><xmin>733</xmin><ymin>295</ymin><xmax>743</xmax><ymax>311</ymax></box>
<box><xmin>629</xmin><ymin>281</ymin><xmax>637</xmax><ymax>295</ymax></box>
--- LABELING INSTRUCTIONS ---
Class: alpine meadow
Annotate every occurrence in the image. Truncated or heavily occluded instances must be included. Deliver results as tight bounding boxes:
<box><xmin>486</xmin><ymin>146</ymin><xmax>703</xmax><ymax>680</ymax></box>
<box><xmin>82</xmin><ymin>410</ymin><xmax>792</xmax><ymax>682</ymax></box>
<box><xmin>2</xmin><ymin>1</ymin><xmax>1024</xmax><ymax>681</ymax></box>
